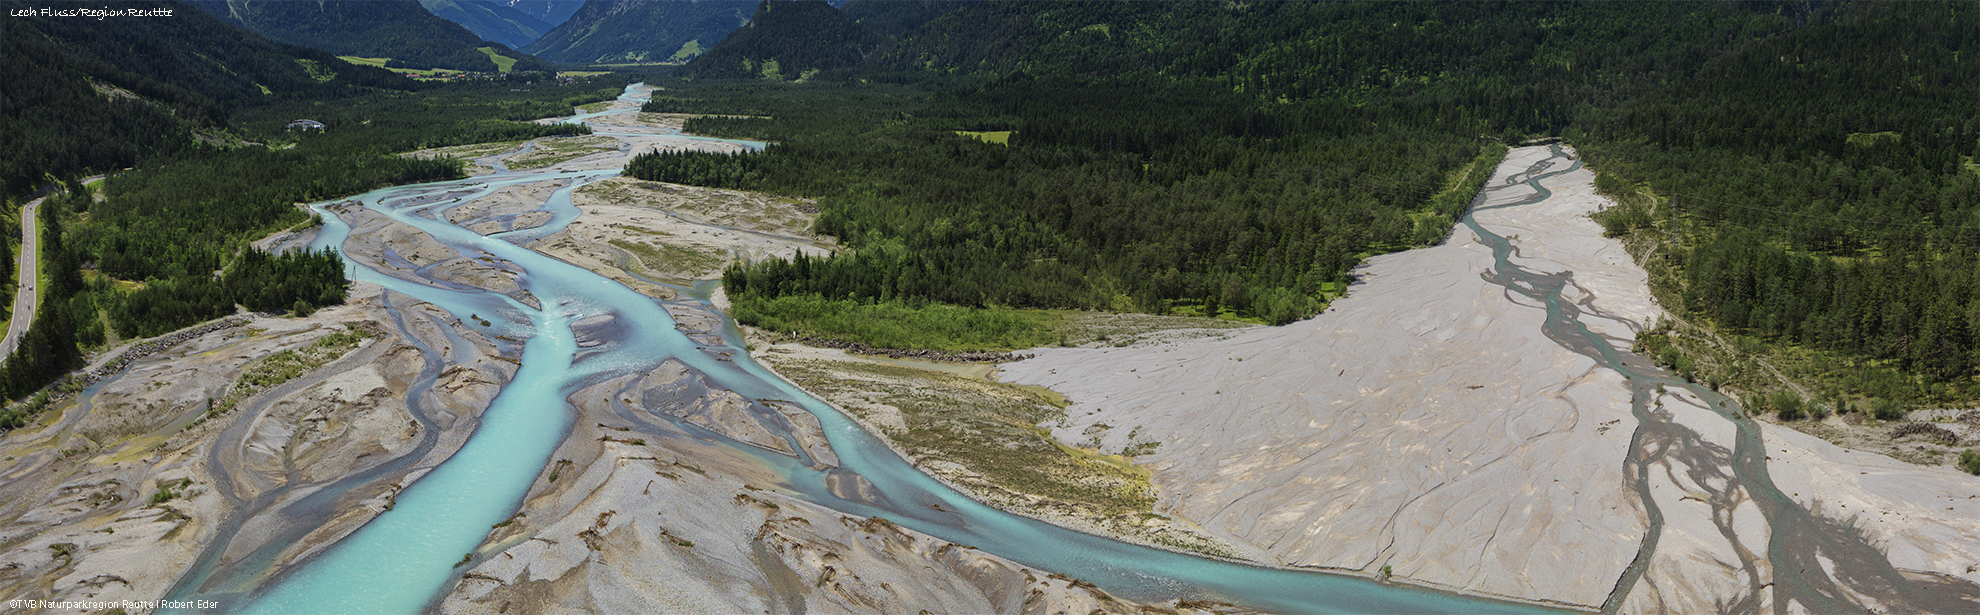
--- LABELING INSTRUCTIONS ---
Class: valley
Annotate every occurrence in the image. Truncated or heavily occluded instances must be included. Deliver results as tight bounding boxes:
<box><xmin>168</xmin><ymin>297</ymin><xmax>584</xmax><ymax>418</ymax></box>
<box><xmin>4</xmin><ymin>2</ymin><xmax>1980</xmax><ymax>614</ymax></box>
<box><xmin>154</xmin><ymin>102</ymin><xmax>1980</xmax><ymax>614</ymax></box>
<box><xmin>0</xmin><ymin>86</ymin><xmax>1557</xmax><ymax>614</ymax></box>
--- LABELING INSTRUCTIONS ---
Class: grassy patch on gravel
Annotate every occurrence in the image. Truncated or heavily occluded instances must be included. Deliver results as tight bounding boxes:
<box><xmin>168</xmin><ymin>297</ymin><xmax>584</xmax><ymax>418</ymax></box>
<box><xmin>735</xmin><ymin>295</ymin><xmax>1061</xmax><ymax>351</ymax></box>
<box><xmin>736</xmin><ymin>294</ymin><xmax>1256</xmax><ymax>352</ymax></box>
<box><xmin>506</xmin><ymin>136</ymin><xmax>618</xmax><ymax>169</ymax></box>
<box><xmin>607</xmin><ymin>239</ymin><xmax>725</xmax><ymax>278</ymax></box>
<box><xmin>955</xmin><ymin>130</ymin><xmax>1012</xmax><ymax>145</ymax></box>
<box><xmin>772</xmin><ymin>359</ymin><xmax>1151</xmax><ymax>514</ymax></box>
<box><xmin>405</xmin><ymin>140</ymin><xmax>526</xmax><ymax>160</ymax></box>
<box><xmin>204</xmin><ymin>327</ymin><xmax>371</xmax><ymax>420</ymax></box>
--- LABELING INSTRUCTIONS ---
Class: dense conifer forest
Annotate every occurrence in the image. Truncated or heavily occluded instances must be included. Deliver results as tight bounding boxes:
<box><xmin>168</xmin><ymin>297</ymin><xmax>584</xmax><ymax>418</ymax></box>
<box><xmin>1572</xmin><ymin>2</ymin><xmax>1979</xmax><ymax>408</ymax></box>
<box><xmin>636</xmin><ymin>82</ymin><xmax>1502</xmax><ymax>326</ymax></box>
<box><xmin>635</xmin><ymin>1</ymin><xmax>1979</xmax><ymax>415</ymax></box>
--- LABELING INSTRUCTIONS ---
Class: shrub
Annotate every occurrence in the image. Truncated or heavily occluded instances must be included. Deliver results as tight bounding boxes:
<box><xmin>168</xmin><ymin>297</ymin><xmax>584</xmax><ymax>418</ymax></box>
<box><xmin>1774</xmin><ymin>391</ymin><xmax>1804</xmax><ymax>421</ymax></box>
<box><xmin>1870</xmin><ymin>397</ymin><xmax>1907</xmax><ymax>421</ymax></box>
<box><xmin>1591</xmin><ymin>198</ymin><xmax>1653</xmax><ymax>238</ymax></box>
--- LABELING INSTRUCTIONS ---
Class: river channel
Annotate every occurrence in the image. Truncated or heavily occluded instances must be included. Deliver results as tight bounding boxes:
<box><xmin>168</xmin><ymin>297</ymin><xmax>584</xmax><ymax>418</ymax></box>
<box><xmin>1467</xmin><ymin>147</ymin><xmax>1979</xmax><ymax>614</ymax></box>
<box><xmin>170</xmin><ymin>86</ymin><xmax>1748</xmax><ymax>614</ymax></box>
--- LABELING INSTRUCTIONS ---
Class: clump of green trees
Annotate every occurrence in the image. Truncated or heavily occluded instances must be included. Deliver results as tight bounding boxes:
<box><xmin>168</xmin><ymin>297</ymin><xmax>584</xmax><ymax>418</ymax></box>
<box><xmin>624</xmin><ymin>149</ymin><xmax>764</xmax><ymax>189</ymax></box>
<box><xmin>109</xmin><ymin>248</ymin><xmax>348</xmax><ymax>339</ymax></box>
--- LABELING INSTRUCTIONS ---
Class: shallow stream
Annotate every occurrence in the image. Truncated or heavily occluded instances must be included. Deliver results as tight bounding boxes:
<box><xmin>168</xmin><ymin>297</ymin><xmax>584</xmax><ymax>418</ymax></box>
<box><xmin>163</xmin><ymin>89</ymin><xmax>1847</xmax><ymax>614</ymax></box>
<box><xmin>1467</xmin><ymin>147</ymin><xmax>1971</xmax><ymax>614</ymax></box>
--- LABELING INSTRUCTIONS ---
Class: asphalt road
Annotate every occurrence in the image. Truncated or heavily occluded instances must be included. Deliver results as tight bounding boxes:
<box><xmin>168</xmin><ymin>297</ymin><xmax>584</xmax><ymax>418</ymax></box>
<box><xmin>0</xmin><ymin>192</ymin><xmax>41</xmax><ymax>363</ymax></box>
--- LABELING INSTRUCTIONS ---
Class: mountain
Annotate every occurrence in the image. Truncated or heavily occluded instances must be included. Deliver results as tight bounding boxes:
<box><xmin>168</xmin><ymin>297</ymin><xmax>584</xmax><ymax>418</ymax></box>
<box><xmin>685</xmin><ymin>0</ymin><xmax>883</xmax><ymax>80</ymax></box>
<box><xmin>504</xmin><ymin>0</ymin><xmax>585</xmax><ymax>26</ymax></box>
<box><xmin>839</xmin><ymin>0</ymin><xmax>970</xmax><ymax>38</ymax></box>
<box><xmin>0</xmin><ymin>0</ymin><xmax>411</xmax><ymax>200</ymax></box>
<box><xmin>523</xmin><ymin>0</ymin><xmax>755</xmax><ymax>65</ymax></box>
<box><xmin>420</xmin><ymin>0</ymin><xmax>556</xmax><ymax>49</ymax></box>
<box><xmin>869</xmin><ymin>0</ymin><xmax>1225</xmax><ymax>78</ymax></box>
<box><xmin>188</xmin><ymin>0</ymin><xmax>553</xmax><ymax>72</ymax></box>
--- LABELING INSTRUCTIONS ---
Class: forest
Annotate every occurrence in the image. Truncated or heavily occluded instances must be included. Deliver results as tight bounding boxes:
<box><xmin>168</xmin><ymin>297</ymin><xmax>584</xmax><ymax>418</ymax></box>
<box><xmin>639</xmin><ymin>0</ymin><xmax>1980</xmax><ymax>418</ymax></box>
<box><xmin>83</xmin><ymin>79</ymin><xmax>608</xmax><ymax>341</ymax></box>
<box><xmin>1571</xmin><ymin>3</ymin><xmax>1980</xmax><ymax>409</ymax></box>
<box><xmin>0</xmin><ymin>0</ymin><xmax>425</xmax><ymax>202</ymax></box>
<box><xmin>638</xmin><ymin>80</ymin><xmax>1502</xmax><ymax>327</ymax></box>
<box><xmin>637</xmin><ymin>2</ymin><xmax>1845</xmax><ymax>336</ymax></box>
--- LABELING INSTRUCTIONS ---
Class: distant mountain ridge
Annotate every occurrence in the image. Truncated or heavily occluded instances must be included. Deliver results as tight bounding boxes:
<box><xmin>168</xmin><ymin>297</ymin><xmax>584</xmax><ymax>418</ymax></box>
<box><xmin>504</xmin><ymin>0</ymin><xmax>584</xmax><ymax>26</ymax></box>
<box><xmin>685</xmin><ymin>0</ymin><xmax>883</xmax><ymax>80</ymax></box>
<box><xmin>187</xmin><ymin>0</ymin><xmax>553</xmax><ymax>72</ymax></box>
<box><xmin>420</xmin><ymin>0</ymin><xmax>555</xmax><ymax>49</ymax></box>
<box><xmin>524</xmin><ymin>0</ymin><xmax>755</xmax><ymax>64</ymax></box>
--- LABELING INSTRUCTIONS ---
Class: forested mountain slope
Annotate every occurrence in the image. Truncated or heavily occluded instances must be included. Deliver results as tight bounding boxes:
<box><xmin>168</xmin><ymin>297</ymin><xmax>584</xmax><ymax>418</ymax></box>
<box><xmin>523</xmin><ymin>0</ymin><xmax>755</xmax><ymax>64</ymax></box>
<box><xmin>839</xmin><ymin>0</ymin><xmax>970</xmax><ymax>38</ymax></box>
<box><xmin>0</xmin><ymin>0</ymin><xmax>411</xmax><ymax>201</ymax></box>
<box><xmin>187</xmin><ymin>0</ymin><xmax>553</xmax><ymax>71</ymax></box>
<box><xmin>684</xmin><ymin>0</ymin><xmax>884</xmax><ymax>80</ymax></box>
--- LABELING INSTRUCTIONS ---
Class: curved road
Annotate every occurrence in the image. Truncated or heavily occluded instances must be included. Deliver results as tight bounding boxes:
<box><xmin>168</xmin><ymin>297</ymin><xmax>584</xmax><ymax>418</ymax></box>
<box><xmin>0</xmin><ymin>192</ymin><xmax>41</xmax><ymax>363</ymax></box>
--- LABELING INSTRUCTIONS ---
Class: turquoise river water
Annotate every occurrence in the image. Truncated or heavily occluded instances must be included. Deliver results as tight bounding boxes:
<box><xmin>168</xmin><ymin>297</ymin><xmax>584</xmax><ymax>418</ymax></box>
<box><xmin>174</xmin><ymin>85</ymin><xmax>1616</xmax><ymax>614</ymax></box>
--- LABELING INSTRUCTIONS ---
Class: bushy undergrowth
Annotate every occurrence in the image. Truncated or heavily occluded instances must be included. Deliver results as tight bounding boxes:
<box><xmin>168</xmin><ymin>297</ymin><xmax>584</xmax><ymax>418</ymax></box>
<box><xmin>732</xmin><ymin>293</ymin><xmax>1059</xmax><ymax>351</ymax></box>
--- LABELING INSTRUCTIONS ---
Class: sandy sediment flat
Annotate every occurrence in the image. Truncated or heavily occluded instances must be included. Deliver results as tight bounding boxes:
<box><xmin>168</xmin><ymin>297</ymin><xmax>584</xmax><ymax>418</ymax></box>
<box><xmin>382</xmin><ymin>105</ymin><xmax>1195</xmax><ymax>613</ymax></box>
<box><xmin>0</xmin><ymin>282</ymin><xmax>520</xmax><ymax>609</ymax></box>
<box><xmin>999</xmin><ymin>146</ymin><xmax>1654</xmax><ymax>608</ymax></box>
<box><xmin>1001</xmin><ymin>146</ymin><xmax>1980</xmax><ymax>612</ymax></box>
<box><xmin>445</xmin><ymin>180</ymin><xmax>564</xmax><ymax>235</ymax></box>
<box><xmin>441</xmin><ymin>285</ymin><xmax>1215</xmax><ymax>615</ymax></box>
<box><xmin>527</xmin><ymin>176</ymin><xmax>829</xmax><ymax>295</ymax></box>
<box><xmin>1762</xmin><ymin>421</ymin><xmax>1980</xmax><ymax>589</ymax></box>
<box><xmin>441</xmin><ymin>396</ymin><xmax>1211</xmax><ymax>615</ymax></box>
